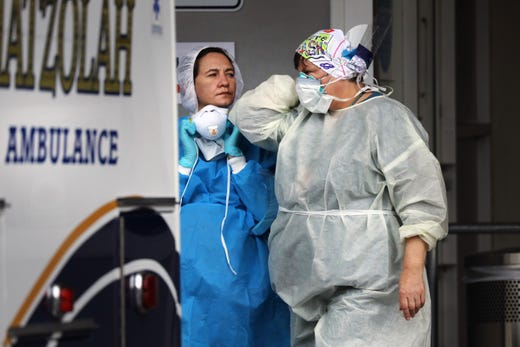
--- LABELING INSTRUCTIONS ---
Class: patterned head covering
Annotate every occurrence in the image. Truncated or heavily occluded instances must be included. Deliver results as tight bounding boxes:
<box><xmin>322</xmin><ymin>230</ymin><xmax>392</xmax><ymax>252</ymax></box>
<box><xmin>295</xmin><ymin>26</ymin><xmax>373</xmax><ymax>79</ymax></box>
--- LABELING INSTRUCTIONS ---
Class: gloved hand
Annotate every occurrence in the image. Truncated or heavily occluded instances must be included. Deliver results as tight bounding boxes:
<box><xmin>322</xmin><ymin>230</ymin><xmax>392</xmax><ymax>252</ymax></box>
<box><xmin>266</xmin><ymin>74</ymin><xmax>300</xmax><ymax>109</ymax></box>
<box><xmin>224</xmin><ymin>121</ymin><xmax>243</xmax><ymax>157</ymax></box>
<box><xmin>179</xmin><ymin>118</ymin><xmax>198</xmax><ymax>167</ymax></box>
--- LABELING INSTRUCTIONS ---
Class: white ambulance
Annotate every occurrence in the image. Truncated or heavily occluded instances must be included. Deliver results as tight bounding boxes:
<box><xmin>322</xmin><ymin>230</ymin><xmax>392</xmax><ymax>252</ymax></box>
<box><xmin>0</xmin><ymin>1</ymin><xmax>180</xmax><ymax>346</ymax></box>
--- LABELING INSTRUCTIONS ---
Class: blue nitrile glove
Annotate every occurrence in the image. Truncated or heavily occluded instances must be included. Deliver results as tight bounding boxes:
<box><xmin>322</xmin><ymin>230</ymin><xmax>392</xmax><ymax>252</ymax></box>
<box><xmin>224</xmin><ymin>121</ymin><xmax>243</xmax><ymax>157</ymax></box>
<box><xmin>179</xmin><ymin>118</ymin><xmax>198</xmax><ymax>167</ymax></box>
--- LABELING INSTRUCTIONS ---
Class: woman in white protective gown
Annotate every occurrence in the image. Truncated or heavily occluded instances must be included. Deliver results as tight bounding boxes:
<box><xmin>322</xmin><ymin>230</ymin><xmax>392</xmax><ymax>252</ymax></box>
<box><xmin>229</xmin><ymin>26</ymin><xmax>448</xmax><ymax>347</ymax></box>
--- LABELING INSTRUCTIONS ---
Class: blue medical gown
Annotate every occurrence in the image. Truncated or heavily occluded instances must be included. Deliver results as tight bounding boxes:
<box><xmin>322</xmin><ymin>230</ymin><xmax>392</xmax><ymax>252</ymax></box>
<box><xmin>178</xmin><ymin>117</ymin><xmax>290</xmax><ymax>347</ymax></box>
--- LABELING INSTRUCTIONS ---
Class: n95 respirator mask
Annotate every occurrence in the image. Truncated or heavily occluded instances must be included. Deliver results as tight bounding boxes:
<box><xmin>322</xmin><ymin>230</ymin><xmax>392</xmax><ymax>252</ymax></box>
<box><xmin>191</xmin><ymin>105</ymin><xmax>229</xmax><ymax>140</ymax></box>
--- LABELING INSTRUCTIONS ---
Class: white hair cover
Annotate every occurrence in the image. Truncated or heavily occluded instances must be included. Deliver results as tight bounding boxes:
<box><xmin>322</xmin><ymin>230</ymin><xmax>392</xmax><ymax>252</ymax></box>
<box><xmin>177</xmin><ymin>46</ymin><xmax>244</xmax><ymax>114</ymax></box>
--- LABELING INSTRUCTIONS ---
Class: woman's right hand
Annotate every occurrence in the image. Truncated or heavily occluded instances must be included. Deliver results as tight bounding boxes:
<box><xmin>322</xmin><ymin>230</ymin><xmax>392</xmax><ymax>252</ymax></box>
<box><xmin>179</xmin><ymin>119</ymin><xmax>197</xmax><ymax>168</ymax></box>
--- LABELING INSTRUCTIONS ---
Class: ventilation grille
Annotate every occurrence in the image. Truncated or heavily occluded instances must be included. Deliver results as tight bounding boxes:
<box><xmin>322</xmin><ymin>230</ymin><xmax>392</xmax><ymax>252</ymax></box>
<box><xmin>467</xmin><ymin>280</ymin><xmax>520</xmax><ymax>323</ymax></box>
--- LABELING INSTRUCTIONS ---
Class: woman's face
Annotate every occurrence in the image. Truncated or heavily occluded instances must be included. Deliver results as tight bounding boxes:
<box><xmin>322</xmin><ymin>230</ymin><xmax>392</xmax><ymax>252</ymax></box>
<box><xmin>297</xmin><ymin>58</ymin><xmax>357</xmax><ymax>110</ymax></box>
<box><xmin>194</xmin><ymin>52</ymin><xmax>236</xmax><ymax>110</ymax></box>
<box><xmin>298</xmin><ymin>58</ymin><xmax>339</xmax><ymax>94</ymax></box>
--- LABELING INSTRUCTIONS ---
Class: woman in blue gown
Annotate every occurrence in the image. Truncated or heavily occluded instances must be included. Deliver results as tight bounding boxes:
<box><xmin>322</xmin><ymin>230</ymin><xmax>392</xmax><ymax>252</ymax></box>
<box><xmin>177</xmin><ymin>46</ymin><xmax>289</xmax><ymax>347</ymax></box>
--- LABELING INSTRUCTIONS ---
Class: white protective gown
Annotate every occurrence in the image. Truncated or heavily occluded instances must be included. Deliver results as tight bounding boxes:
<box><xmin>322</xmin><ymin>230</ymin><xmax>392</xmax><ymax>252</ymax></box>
<box><xmin>229</xmin><ymin>75</ymin><xmax>448</xmax><ymax>347</ymax></box>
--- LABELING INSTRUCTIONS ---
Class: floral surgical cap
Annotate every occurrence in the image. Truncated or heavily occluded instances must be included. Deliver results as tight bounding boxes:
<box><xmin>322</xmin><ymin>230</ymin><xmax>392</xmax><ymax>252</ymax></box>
<box><xmin>295</xmin><ymin>26</ymin><xmax>373</xmax><ymax>80</ymax></box>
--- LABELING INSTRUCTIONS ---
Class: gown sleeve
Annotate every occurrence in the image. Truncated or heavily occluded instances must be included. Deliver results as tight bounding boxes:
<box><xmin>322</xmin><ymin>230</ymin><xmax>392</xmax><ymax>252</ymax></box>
<box><xmin>372</xmin><ymin>99</ymin><xmax>448</xmax><ymax>250</ymax></box>
<box><xmin>229</xmin><ymin>74</ymin><xmax>301</xmax><ymax>151</ymax></box>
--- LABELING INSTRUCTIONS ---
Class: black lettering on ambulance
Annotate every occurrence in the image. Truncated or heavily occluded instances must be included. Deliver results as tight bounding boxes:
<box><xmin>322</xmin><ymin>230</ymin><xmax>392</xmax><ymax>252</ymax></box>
<box><xmin>0</xmin><ymin>0</ymin><xmax>135</xmax><ymax>96</ymax></box>
<box><xmin>4</xmin><ymin>125</ymin><xmax>118</xmax><ymax>165</ymax></box>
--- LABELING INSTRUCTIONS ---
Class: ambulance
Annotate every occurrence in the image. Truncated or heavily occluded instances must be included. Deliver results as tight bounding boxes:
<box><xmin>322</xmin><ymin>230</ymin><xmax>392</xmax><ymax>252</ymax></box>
<box><xmin>0</xmin><ymin>1</ymin><xmax>180</xmax><ymax>346</ymax></box>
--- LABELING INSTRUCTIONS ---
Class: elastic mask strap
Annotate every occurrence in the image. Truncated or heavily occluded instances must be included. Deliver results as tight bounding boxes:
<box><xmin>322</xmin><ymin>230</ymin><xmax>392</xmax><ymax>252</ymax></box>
<box><xmin>220</xmin><ymin>160</ymin><xmax>238</xmax><ymax>275</ymax></box>
<box><xmin>330</xmin><ymin>73</ymin><xmax>393</xmax><ymax>103</ymax></box>
<box><xmin>321</xmin><ymin>74</ymin><xmax>372</xmax><ymax>100</ymax></box>
<box><xmin>358</xmin><ymin>72</ymin><xmax>394</xmax><ymax>96</ymax></box>
<box><xmin>320</xmin><ymin>76</ymin><xmax>342</xmax><ymax>92</ymax></box>
<box><xmin>328</xmin><ymin>84</ymin><xmax>391</xmax><ymax>103</ymax></box>
<box><xmin>328</xmin><ymin>87</ymin><xmax>366</xmax><ymax>103</ymax></box>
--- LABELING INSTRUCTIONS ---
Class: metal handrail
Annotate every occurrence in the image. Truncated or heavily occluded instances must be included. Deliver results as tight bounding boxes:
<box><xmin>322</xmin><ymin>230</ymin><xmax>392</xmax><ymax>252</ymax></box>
<box><xmin>8</xmin><ymin>319</ymin><xmax>97</xmax><ymax>340</ymax></box>
<box><xmin>448</xmin><ymin>223</ymin><xmax>520</xmax><ymax>234</ymax></box>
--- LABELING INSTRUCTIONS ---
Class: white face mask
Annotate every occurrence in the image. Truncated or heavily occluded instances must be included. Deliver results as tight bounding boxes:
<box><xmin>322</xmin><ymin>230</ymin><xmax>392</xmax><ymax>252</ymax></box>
<box><xmin>295</xmin><ymin>74</ymin><xmax>336</xmax><ymax>114</ymax></box>
<box><xmin>191</xmin><ymin>105</ymin><xmax>229</xmax><ymax>140</ymax></box>
<box><xmin>295</xmin><ymin>73</ymin><xmax>385</xmax><ymax>113</ymax></box>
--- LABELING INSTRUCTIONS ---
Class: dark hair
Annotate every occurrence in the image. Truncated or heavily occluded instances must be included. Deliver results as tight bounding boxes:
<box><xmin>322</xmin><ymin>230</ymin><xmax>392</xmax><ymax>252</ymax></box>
<box><xmin>193</xmin><ymin>47</ymin><xmax>234</xmax><ymax>79</ymax></box>
<box><xmin>293</xmin><ymin>52</ymin><xmax>303</xmax><ymax>70</ymax></box>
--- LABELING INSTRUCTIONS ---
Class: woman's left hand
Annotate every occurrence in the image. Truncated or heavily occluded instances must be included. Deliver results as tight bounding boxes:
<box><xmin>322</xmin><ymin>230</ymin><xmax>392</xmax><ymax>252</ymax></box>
<box><xmin>399</xmin><ymin>236</ymin><xmax>427</xmax><ymax>320</ymax></box>
<box><xmin>224</xmin><ymin>121</ymin><xmax>243</xmax><ymax>157</ymax></box>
